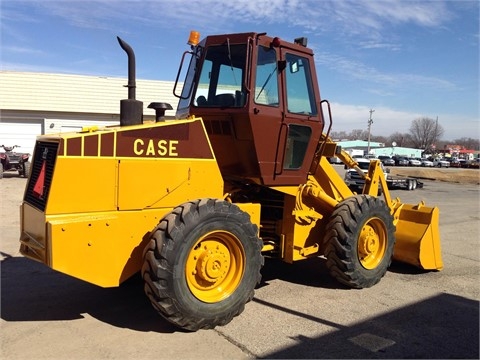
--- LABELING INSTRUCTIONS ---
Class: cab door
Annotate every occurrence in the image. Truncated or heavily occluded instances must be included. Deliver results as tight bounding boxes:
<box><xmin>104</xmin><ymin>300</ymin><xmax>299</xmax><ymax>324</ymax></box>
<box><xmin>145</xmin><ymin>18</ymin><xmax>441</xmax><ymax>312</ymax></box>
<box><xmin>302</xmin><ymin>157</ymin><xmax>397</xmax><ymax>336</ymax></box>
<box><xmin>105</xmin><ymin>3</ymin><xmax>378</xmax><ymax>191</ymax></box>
<box><xmin>249</xmin><ymin>43</ymin><xmax>324</xmax><ymax>186</ymax></box>
<box><xmin>273</xmin><ymin>49</ymin><xmax>324</xmax><ymax>185</ymax></box>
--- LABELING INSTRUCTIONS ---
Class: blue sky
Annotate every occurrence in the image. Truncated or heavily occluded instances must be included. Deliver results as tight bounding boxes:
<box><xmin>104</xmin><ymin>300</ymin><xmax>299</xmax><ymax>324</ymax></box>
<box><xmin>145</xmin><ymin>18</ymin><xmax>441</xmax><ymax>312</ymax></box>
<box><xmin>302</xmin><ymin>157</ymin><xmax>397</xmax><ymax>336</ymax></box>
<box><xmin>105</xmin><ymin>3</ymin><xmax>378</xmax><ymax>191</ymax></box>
<box><xmin>1</xmin><ymin>0</ymin><xmax>478</xmax><ymax>141</ymax></box>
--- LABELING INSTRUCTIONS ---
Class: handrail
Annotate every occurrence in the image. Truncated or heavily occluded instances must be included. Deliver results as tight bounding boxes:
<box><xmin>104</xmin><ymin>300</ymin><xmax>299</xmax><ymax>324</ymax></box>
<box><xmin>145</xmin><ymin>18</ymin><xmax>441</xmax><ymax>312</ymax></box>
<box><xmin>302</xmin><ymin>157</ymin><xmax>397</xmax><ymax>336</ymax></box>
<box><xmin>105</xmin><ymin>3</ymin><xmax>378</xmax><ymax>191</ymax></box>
<box><xmin>173</xmin><ymin>50</ymin><xmax>195</xmax><ymax>99</ymax></box>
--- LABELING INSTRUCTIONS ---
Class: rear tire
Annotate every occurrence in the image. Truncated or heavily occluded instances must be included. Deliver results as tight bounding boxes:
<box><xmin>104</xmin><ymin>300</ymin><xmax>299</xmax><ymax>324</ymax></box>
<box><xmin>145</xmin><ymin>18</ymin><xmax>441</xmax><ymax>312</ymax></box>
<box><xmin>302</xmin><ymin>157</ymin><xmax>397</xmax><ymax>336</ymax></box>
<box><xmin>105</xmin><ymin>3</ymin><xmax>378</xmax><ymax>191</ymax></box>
<box><xmin>408</xmin><ymin>179</ymin><xmax>413</xmax><ymax>190</ymax></box>
<box><xmin>142</xmin><ymin>198</ymin><xmax>263</xmax><ymax>331</ymax></box>
<box><xmin>407</xmin><ymin>179</ymin><xmax>418</xmax><ymax>190</ymax></box>
<box><xmin>324</xmin><ymin>195</ymin><xmax>395</xmax><ymax>289</ymax></box>
<box><xmin>22</xmin><ymin>161</ymin><xmax>31</xmax><ymax>178</ymax></box>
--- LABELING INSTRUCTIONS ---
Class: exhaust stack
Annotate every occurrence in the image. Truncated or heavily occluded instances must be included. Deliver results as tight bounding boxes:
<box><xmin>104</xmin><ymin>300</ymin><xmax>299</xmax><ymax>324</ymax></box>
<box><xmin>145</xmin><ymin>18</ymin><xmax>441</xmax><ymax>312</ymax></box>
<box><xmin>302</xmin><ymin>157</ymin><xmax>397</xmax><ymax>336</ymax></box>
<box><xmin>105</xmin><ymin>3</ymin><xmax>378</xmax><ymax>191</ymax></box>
<box><xmin>117</xmin><ymin>36</ymin><xmax>143</xmax><ymax>126</ymax></box>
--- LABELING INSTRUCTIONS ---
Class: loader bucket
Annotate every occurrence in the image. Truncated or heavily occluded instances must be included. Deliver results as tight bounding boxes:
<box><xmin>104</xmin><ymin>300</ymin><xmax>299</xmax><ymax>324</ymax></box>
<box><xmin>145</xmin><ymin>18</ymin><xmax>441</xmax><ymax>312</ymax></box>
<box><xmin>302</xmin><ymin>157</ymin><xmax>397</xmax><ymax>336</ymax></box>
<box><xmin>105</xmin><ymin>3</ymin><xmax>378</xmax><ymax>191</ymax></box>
<box><xmin>393</xmin><ymin>202</ymin><xmax>443</xmax><ymax>270</ymax></box>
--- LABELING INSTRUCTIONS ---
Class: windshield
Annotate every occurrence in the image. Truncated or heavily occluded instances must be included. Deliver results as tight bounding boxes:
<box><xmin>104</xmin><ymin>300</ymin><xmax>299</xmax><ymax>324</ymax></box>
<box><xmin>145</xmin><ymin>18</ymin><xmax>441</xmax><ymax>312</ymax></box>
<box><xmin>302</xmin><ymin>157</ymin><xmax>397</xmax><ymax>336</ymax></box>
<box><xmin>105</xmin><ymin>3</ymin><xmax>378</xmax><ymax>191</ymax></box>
<box><xmin>255</xmin><ymin>46</ymin><xmax>278</xmax><ymax>106</ymax></box>
<box><xmin>192</xmin><ymin>42</ymin><xmax>247</xmax><ymax>108</ymax></box>
<box><xmin>357</xmin><ymin>161</ymin><xmax>371</xmax><ymax>170</ymax></box>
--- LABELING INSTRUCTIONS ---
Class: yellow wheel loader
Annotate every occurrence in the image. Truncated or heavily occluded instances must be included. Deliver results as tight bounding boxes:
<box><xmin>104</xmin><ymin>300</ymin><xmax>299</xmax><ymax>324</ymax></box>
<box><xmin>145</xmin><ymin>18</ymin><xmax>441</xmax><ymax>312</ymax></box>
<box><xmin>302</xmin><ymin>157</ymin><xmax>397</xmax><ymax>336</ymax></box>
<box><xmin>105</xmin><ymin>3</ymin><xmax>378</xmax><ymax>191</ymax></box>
<box><xmin>19</xmin><ymin>31</ymin><xmax>443</xmax><ymax>331</ymax></box>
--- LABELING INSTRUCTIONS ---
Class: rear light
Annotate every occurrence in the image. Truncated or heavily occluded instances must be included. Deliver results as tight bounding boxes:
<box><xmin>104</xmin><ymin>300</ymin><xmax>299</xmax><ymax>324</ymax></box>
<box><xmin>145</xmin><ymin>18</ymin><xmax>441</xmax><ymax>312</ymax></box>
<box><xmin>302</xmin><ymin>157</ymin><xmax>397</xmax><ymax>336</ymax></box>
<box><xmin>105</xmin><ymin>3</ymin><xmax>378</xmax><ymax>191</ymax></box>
<box><xmin>22</xmin><ymin>154</ymin><xmax>29</xmax><ymax>159</ymax></box>
<box><xmin>0</xmin><ymin>154</ymin><xmax>5</xmax><ymax>159</ymax></box>
<box><xmin>24</xmin><ymin>141</ymin><xmax>58</xmax><ymax>211</ymax></box>
<box><xmin>271</xmin><ymin>37</ymin><xmax>281</xmax><ymax>47</ymax></box>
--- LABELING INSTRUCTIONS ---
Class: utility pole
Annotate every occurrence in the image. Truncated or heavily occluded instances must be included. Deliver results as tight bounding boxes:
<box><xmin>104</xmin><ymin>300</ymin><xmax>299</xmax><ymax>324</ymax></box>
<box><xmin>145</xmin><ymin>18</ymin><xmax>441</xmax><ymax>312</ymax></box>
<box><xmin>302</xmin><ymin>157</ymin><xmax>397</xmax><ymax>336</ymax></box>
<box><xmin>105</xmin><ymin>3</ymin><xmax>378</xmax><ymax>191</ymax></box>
<box><xmin>367</xmin><ymin>109</ymin><xmax>375</xmax><ymax>155</ymax></box>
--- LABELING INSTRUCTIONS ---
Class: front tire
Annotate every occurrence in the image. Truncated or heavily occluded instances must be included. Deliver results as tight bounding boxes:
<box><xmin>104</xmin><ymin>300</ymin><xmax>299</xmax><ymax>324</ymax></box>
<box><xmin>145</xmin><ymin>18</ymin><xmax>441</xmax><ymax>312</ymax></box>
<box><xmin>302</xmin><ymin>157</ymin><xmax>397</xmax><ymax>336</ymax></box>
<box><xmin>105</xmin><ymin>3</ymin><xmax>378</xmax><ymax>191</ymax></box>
<box><xmin>142</xmin><ymin>199</ymin><xmax>263</xmax><ymax>331</ymax></box>
<box><xmin>324</xmin><ymin>195</ymin><xmax>395</xmax><ymax>289</ymax></box>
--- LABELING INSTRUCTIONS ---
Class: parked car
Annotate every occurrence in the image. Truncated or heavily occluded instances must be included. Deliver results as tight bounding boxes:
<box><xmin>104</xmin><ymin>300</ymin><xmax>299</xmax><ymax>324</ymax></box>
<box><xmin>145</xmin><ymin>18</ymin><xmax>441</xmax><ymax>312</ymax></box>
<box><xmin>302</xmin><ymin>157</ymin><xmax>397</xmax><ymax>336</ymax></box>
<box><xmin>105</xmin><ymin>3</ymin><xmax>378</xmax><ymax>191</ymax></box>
<box><xmin>450</xmin><ymin>158</ymin><xmax>467</xmax><ymax>168</ymax></box>
<box><xmin>407</xmin><ymin>158</ymin><xmax>421</xmax><ymax>166</ymax></box>
<box><xmin>344</xmin><ymin>158</ymin><xmax>389</xmax><ymax>192</ymax></box>
<box><xmin>328</xmin><ymin>156</ymin><xmax>342</xmax><ymax>164</ymax></box>
<box><xmin>377</xmin><ymin>155</ymin><xmax>395</xmax><ymax>166</ymax></box>
<box><xmin>449</xmin><ymin>158</ymin><xmax>460</xmax><ymax>168</ymax></box>
<box><xmin>383</xmin><ymin>158</ymin><xmax>395</xmax><ymax>166</ymax></box>
<box><xmin>393</xmin><ymin>156</ymin><xmax>409</xmax><ymax>166</ymax></box>
<box><xmin>468</xmin><ymin>158</ymin><xmax>479</xmax><ymax>169</ymax></box>
<box><xmin>433</xmin><ymin>158</ymin><xmax>450</xmax><ymax>168</ymax></box>
<box><xmin>420</xmin><ymin>158</ymin><xmax>434</xmax><ymax>167</ymax></box>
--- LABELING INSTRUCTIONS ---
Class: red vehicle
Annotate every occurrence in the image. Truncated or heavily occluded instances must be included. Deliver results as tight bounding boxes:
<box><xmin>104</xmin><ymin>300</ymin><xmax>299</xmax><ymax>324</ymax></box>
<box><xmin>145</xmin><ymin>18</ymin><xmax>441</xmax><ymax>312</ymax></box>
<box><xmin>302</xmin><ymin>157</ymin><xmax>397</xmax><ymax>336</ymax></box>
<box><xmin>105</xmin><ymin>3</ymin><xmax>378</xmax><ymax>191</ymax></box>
<box><xmin>468</xmin><ymin>158</ymin><xmax>480</xmax><ymax>169</ymax></box>
<box><xmin>0</xmin><ymin>145</ymin><xmax>31</xmax><ymax>179</ymax></box>
<box><xmin>449</xmin><ymin>158</ymin><xmax>465</xmax><ymax>168</ymax></box>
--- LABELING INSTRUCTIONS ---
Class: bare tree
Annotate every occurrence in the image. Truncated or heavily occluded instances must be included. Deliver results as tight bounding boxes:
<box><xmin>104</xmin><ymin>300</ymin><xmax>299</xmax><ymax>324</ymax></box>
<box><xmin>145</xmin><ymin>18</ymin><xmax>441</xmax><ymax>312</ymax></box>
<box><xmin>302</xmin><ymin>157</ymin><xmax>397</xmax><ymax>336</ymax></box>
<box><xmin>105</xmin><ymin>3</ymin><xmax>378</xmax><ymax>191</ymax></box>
<box><xmin>330</xmin><ymin>129</ymin><xmax>369</xmax><ymax>141</ymax></box>
<box><xmin>330</xmin><ymin>131</ymin><xmax>349</xmax><ymax>140</ymax></box>
<box><xmin>388</xmin><ymin>132</ymin><xmax>411</xmax><ymax>147</ymax></box>
<box><xmin>452</xmin><ymin>137</ymin><xmax>480</xmax><ymax>150</ymax></box>
<box><xmin>331</xmin><ymin>119</ymin><xmax>477</xmax><ymax>150</ymax></box>
<box><xmin>370</xmin><ymin>135</ymin><xmax>388</xmax><ymax>144</ymax></box>
<box><xmin>409</xmin><ymin>117</ymin><xmax>444</xmax><ymax>151</ymax></box>
<box><xmin>349</xmin><ymin>129</ymin><xmax>369</xmax><ymax>140</ymax></box>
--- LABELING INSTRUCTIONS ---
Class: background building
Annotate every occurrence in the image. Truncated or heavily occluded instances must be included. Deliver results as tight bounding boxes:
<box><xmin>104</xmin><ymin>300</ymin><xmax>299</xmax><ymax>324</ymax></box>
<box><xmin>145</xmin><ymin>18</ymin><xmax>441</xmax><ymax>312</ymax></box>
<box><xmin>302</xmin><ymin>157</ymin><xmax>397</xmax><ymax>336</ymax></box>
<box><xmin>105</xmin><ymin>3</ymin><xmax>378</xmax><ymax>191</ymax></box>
<box><xmin>336</xmin><ymin>139</ymin><xmax>422</xmax><ymax>158</ymax></box>
<box><xmin>0</xmin><ymin>71</ymin><xmax>178</xmax><ymax>154</ymax></box>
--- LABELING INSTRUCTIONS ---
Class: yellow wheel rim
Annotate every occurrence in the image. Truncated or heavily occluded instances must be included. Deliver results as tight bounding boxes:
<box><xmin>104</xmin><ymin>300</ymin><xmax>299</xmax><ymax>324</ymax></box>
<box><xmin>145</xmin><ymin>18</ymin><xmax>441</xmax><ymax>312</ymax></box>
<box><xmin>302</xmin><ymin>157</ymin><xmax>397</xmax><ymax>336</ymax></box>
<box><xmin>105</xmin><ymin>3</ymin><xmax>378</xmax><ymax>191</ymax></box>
<box><xmin>185</xmin><ymin>231</ymin><xmax>245</xmax><ymax>303</ymax></box>
<box><xmin>357</xmin><ymin>217</ymin><xmax>387</xmax><ymax>270</ymax></box>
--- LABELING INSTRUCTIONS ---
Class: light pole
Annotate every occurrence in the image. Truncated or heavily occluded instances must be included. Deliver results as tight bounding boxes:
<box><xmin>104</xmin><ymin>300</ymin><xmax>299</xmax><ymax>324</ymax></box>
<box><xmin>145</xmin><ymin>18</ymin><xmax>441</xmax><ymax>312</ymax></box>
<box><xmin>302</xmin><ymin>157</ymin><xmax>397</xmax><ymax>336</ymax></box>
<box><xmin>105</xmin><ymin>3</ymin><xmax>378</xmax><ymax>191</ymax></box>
<box><xmin>367</xmin><ymin>109</ymin><xmax>375</xmax><ymax>155</ymax></box>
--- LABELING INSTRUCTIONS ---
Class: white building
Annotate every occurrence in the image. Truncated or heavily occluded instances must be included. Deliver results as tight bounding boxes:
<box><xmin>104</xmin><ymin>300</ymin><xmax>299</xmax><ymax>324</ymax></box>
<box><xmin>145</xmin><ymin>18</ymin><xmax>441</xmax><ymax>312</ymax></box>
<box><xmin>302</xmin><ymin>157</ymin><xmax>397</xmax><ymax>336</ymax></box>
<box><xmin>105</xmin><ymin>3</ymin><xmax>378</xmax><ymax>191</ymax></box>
<box><xmin>0</xmin><ymin>71</ymin><xmax>179</xmax><ymax>154</ymax></box>
<box><xmin>335</xmin><ymin>140</ymin><xmax>422</xmax><ymax>158</ymax></box>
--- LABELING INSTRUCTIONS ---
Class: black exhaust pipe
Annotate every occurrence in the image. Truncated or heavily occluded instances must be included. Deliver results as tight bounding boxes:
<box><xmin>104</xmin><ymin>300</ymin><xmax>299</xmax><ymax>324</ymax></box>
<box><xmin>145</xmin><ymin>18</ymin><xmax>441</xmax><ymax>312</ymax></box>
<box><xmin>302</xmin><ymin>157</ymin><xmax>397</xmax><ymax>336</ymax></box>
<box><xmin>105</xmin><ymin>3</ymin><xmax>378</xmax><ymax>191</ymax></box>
<box><xmin>117</xmin><ymin>36</ymin><xmax>143</xmax><ymax>126</ymax></box>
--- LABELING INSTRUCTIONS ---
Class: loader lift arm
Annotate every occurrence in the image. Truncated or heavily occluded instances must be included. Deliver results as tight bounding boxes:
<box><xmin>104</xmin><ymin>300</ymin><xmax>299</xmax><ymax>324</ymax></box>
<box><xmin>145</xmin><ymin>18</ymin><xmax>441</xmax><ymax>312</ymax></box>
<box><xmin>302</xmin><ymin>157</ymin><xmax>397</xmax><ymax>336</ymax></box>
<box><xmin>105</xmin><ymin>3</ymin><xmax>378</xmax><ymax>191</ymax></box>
<box><xmin>339</xmin><ymin>149</ymin><xmax>443</xmax><ymax>271</ymax></box>
<box><xmin>306</xmin><ymin>133</ymin><xmax>443</xmax><ymax>271</ymax></box>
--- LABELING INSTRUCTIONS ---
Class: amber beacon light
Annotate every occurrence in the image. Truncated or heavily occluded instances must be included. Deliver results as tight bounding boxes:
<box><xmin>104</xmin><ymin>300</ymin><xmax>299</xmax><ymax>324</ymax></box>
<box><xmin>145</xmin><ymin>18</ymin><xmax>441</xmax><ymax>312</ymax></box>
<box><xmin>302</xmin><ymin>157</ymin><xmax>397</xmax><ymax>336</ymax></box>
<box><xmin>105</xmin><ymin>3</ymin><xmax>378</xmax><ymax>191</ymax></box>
<box><xmin>188</xmin><ymin>31</ymin><xmax>200</xmax><ymax>46</ymax></box>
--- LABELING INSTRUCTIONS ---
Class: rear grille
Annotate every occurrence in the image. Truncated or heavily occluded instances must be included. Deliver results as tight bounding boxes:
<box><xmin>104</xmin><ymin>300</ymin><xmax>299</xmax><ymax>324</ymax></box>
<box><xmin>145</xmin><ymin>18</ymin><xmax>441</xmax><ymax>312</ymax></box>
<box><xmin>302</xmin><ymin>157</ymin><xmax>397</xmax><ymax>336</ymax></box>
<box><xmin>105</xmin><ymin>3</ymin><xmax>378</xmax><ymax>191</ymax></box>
<box><xmin>24</xmin><ymin>141</ymin><xmax>59</xmax><ymax>212</ymax></box>
<box><xmin>205</xmin><ymin>119</ymin><xmax>233</xmax><ymax>135</ymax></box>
<box><xmin>8</xmin><ymin>154</ymin><xmax>21</xmax><ymax>162</ymax></box>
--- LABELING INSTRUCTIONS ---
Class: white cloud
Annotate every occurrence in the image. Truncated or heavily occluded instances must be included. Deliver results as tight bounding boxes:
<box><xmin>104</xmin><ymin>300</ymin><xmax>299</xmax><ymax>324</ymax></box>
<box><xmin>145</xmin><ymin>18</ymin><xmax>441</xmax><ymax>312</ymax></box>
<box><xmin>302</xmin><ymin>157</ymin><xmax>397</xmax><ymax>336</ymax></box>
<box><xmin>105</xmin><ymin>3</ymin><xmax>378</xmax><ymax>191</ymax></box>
<box><xmin>28</xmin><ymin>0</ymin><xmax>454</xmax><ymax>38</ymax></box>
<box><xmin>329</xmin><ymin>102</ymin><xmax>417</xmax><ymax>135</ymax></box>
<box><xmin>361</xmin><ymin>0</ymin><xmax>451</xmax><ymax>27</ymax></box>
<box><xmin>2</xmin><ymin>45</ymin><xmax>45</xmax><ymax>55</ymax></box>
<box><xmin>314</xmin><ymin>52</ymin><xmax>456</xmax><ymax>90</ymax></box>
<box><xmin>358</xmin><ymin>41</ymin><xmax>402</xmax><ymax>51</ymax></box>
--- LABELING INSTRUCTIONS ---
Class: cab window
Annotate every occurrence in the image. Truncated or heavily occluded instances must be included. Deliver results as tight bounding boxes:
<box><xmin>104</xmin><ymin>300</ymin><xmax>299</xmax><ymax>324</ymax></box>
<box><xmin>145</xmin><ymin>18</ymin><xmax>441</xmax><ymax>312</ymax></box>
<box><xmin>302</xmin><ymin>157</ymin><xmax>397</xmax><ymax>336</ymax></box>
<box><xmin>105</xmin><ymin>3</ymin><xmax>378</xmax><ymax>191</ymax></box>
<box><xmin>283</xmin><ymin>124</ymin><xmax>312</xmax><ymax>169</ymax></box>
<box><xmin>193</xmin><ymin>43</ymin><xmax>246</xmax><ymax>108</ymax></box>
<box><xmin>254</xmin><ymin>46</ymin><xmax>279</xmax><ymax>106</ymax></box>
<box><xmin>285</xmin><ymin>54</ymin><xmax>317</xmax><ymax>115</ymax></box>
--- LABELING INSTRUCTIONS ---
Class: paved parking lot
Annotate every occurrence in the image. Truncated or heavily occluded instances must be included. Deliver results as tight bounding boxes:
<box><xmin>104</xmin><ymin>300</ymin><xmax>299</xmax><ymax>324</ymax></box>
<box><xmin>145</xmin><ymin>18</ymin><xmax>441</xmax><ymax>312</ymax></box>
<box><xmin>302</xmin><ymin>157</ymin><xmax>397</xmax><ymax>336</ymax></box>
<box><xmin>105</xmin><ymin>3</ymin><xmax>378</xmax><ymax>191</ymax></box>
<box><xmin>1</xmin><ymin>170</ymin><xmax>479</xmax><ymax>359</ymax></box>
